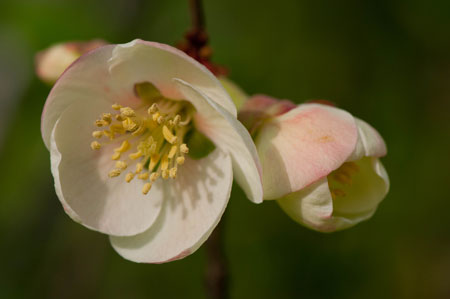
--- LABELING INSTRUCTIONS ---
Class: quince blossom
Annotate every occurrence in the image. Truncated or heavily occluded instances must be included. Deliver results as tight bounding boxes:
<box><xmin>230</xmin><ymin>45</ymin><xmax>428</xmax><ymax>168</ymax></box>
<box><xmin>239</xmin><ymin>95</ymin><xmax>389</xmax><ymax>232</ymax></box>
<box><xmin>41</xmin><ymin>40</ymin><xmax>262</xmax><ymax>263</ymax></box>
<box><xmin>35</xmin><ymin>40</ymin><xmax>106</xmax><ymax>83</ymax></box>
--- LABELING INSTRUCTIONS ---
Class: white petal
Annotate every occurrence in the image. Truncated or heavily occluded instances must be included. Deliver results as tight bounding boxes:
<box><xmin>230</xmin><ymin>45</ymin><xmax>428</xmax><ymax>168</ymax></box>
<box><xmin>347</xmin><ymin>118</ymin><xmax>387</xmax><ymax>161</ymax></box>
<box><xmin>173</xmin><ymin>78</ymin><xmax>263</xmax><ymax>203</ymax></box>
<box><xmin>51</xmin><ymin>99</ymin><xmax>163</xmax><ymax>236</ymax></box>
<box><xmin>331</xmin><ymin>158</ymin><xmax>389</xmax><ymax>216</ymax></box>
<box><xmin>41</xmin><ymin>44</ymin><xmax>116</xmax><ymax>149</ymax></box>
<box><xmin>110</xmin><ymin>149</ymin><xmax>232</xmax><ymax>263</ymax></box>
<box><xmin>108</xmin><ymin>40</ymin><xmax>236</xmax><ymax>115</ymax></box>
<box><xmin>218</xmin><ymin>76</ymin><xmax>248</xmax><ymax>110</ymax></box>
<box><xmin>257</xmin><ymin>104</ymin><xmax>358</xmax><ymax>200</ymax></box>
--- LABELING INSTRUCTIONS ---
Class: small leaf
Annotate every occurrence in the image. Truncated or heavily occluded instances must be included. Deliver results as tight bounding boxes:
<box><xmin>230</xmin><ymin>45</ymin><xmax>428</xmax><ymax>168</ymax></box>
<box><xmin>185</xmin><ymin>129</ymin><xmax>216</xmax><ymax>159</ymax></box>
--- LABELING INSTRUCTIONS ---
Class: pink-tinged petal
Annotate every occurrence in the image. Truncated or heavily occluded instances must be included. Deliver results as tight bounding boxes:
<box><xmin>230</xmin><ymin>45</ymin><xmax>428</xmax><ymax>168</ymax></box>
<box><xmin>51</xmin><ymin>99</ymin><xmax>163</xmax><ymax>237</ymax></box>
<box><xmin>107</xmin><ymin>40</ymin><xmax>236</xmax><ymax>116</ymax></box>
<box><xmin>174</xmin><ymin>78</ymin><xmax>263</xmax><ymax>203</ymax></box>
<box><xmin>277</xmin><ymin>178</ymin><xmax>337</xmax><ymax>232</ymax></box>
<box><xmin>110</xmin><ymin>149</ymin><xmax>232</xmax><ymax>263</ymax></box>
<box><xmin>41</xmin><ymin>44</ymin><xmax>116</xmax><ymax>149</ymax></box>
<box><xmin>257</xmin><ymin>103</ymin><xmax>358</xmax><ymax>200</ymax></box>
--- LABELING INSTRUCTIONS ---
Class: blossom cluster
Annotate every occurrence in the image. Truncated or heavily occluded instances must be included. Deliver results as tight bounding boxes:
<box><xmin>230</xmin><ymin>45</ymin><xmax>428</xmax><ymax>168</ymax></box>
<box><xmin>39</xmin><ymin>40</ymin><xmax>389</xmax><ymax>263</ymax></box>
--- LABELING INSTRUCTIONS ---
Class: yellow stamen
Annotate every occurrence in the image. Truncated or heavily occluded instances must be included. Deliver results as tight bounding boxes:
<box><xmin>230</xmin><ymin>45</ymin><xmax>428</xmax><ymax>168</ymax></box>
<box><xmin>331</xmin><ymin>188</ymin><xmax>346</xmax><ymax>198</ymax></box>
<box><xmin>162</xmin><ymin>125</ymin><xmax>177</xmax><ymax>144</ymax></box>
<box><xmin>138</xmin><ymin>172</ymin><xmax>149</xmax><ymax>180</ymax></box>
<box><xmin>111</xmin><ymin>152</ymin><xmax>121</xmax><ymax>160</ymax></box>
<box><xmin>125</xmin><ymin>172</ymin><xmax>135</xmax><ymax>183</ymax></box>
<box><xmin>122</xmin><ymin>118</ymin><xmax>138</xmax><ymax>131</ymax></box>
<box><xmin>120</xmin><ymin>107</ymin><xmax>135</xmax><ymax>117</ymax></box>
<box><xmin>162</xmin><ymin>169</ymin><xmax>169</xmax><ymax>179</ymax></box>
<box><xmin>112</xmin><ymin>103</ymin><xmax>122</xmax><ymax>110</ymax></box>
<box><xmin>169</xmin><ymin>167</ymin><xmax>177</xmax><ymax>179</ymax></box>
<box><xmin>148</xmin><ymin>103</ymin><xmax>158</xmax><ymax>114</ymax></box>
<box><xmin>108</xmin><ymin>169</ymin><xmax>121</xmax><ymax>178</ymax></box>
<box><xmin>168</xmin><ymin>145</ymin><xmax>178</xmax><ymax>159</ymax></box>
<box><xmin>142</xmin><ymin>183</ymin><xmax>152</xmax><ymax>195</ymax></box>
<box><xmin>95</xmin><ymin>120</ymin><xmax>108</xmax><ymax>127</ymax></box>
<box><xmin>90</xmin><ymin>141</ymin><xmax>101</xmax><ymax>150</ymax></box>
<box><xmin>92</xmin><ymin>131</ymin><xmax>103</xmax><ymax>138</ymax></box>
<box><xmin>102</xmin><ymin>113</ymin><xmax>112</xmax><ymax>124</ymax></box>
<box><xmin>115</xmin><ymin>140</ymin><xmax>130</xmax><ymax>153</ymax></box>
<box><xmin>161</xmin><ymin>155</ymin><xmax>169</xmax><ymax>171</ymax></box>
<box><xmin>176</xmin><ymin>156</ymin><xmax>185</xmax><ymax>165</ymax></box>
<box><xmin>149</xmin><ymin>154</ymin><xmax>160</xmax><ymax>170</ymax></box>
<box><xmin>136</xmin><ymin>163</ymin><xmax>144</xmax><ymax>173</ymax></box>
<box><xmin>129</xmin><ymin>150</ymin><xmax>143</xmax><ymax>160</ymax></box>
<box><xmin>115</xmin><ymin>161</ymin><xmax>128</xmax><ymax>170</ymax></box>
<box><xmin>180</xmin><ymin>143</ymin><xmax>189</xmax><ymax>154</ymax></box>
<box><xmin>150</xmin><ymin>172</ymin><xmax>160</xmax><ymax>182</ymax></box>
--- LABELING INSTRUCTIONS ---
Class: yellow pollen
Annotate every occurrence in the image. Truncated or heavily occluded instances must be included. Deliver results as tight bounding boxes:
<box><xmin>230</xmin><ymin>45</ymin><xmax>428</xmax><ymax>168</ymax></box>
<box><xmin>102</xmin><ymin>113</ymin><xmax>112</xmax><ymax>124</ymax></box>
<box><xmin>162</xmin><ymin>125</ymin><xmax>177</xmax><ymax>144</ymax></box>
<box><xmin>112</xmin><ymin>103</ymin><xmax>122</xmax><ymax>110</ymax></box>
<box><xmin>136</xmin><ymin>163</ymin><xmax>144</xmax><ymax>173</ymax></box>
<box><xmin>129</xmin><ymin>150</ymin><xmax>143</xmax><ymax>160</ymax></box>
<box><xmin>168</xmin><ymin>145</ymin><xmax>178</xmax><ymax>159</ymax></box>
<box><xmin>122</xmin><ymin>118</ymin><xmax>138</xmax><ymax>131</ymax></box>
<box><xmin>169</xmin><ymin>167</ymin><xmax>177</xmax><ymax>179</ymax></box>
<box><xmin>173</xmin><ymin>115</ymin><xmax>181</xmax><ymax>126</ymax></box>
<box><xmin>90</xmin><ymin>141</ymin><xmax>101</xmax><ymax>150</ymax></box>
<box><xmin>138</xmin><ymin>172</ymin><xmax>149</xmax><ymax>180</ymax></box>
<box><xmin>92</xmin><ymin>131</ymin><xmax>103</xmax><ymax>138</ymax></box>
<box><xmin>150</xmin><ymin>172</ymin><xmax>160</xmax><ymax>182</ymax></box>
<box><xmin>115</xmin><ymin>161</ymin><xmax>128</xmax><ymax>170</ymax></box>
<box><xmin>148</xmin><ymin>103</ymin><xmax>158</xmax><ymax>114</ymax></box>
<box><xmin>142</xmin><ymin>183</ymin><xmax>152</xmax><ymax>195</ymax></box>
<box><xmin>109</xmin><ymin>169</ymin><xmax>121</xmax><ymax>178</ymax></box>
<box><xmin>103</xmin><ymin>130</ymin><xmax>115</xmax><ymax>140</ymax></box>
<box><xmin>157</xmin><ymin>115</ymin><xmax>165</xmax><ymax>124</ymax></box>
<box><xmin>115</xmin><ymin>114</ymin><xmax>124</xmax><ymax>121</ymax></box>
<box><xmin>161</xmin><ymin>155</ymin><xmax>169</xmax><ymax>171</ymax></box>
<box><xmin>176</xmin><ymin>156</ymin><xmax>185</xmax><ymax>165</ymax></box>
<box><xmin>125</xmin><ymin>172</ymin><xmax>135</xmax><ymax>183</ymax></box>
<box><xmin>95</xmin><ymin>120</ymin><xmax>108</xmax><ymax>127</ymax></box>
<box><xmin>152</xmin><ymin>112</ymin><xmax>160</xmax><ymax>122</ymax></box>
<box><xmin>115</xmin><ymin>140</ymin><xmax>130</xmax><ymax>153</ymax></box>
<box><xmin>180</xmin><ymin>143</ymin><xmax>189</xmax><ymax>154</ymax></box>
<box><xmin>111</xmin><ymin>152</ymin><xmax>121</xmax><ymax>160</ymax></box>
<box><xmin>162</xmin><ymin>169</ymin><xmax>169</xmax><ymax>179</ymax></box>
<box><xmin>120</xmin><ymin>107</ymin><xmax>135</xmax><ymax>117</ymax></box>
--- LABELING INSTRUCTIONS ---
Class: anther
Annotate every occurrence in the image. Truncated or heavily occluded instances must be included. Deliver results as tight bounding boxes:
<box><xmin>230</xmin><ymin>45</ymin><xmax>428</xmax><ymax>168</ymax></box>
<box><xmin>111</xmin><ymin>152</ymin><xmax>121</xmax><ymax>160</ymax></box>
<box><xmin>169</xmin><ymin>167</ymin><xmax>177</xmax><ymax>179</ymax></box>
<box><xmin>150</xmin><ymin>172</ymin><xmax>160</xmax><ymax>182</ymax></box>
<box><xmin>334</xmin><ymin>172</ymin><xmax>352</xmax><ymax>185</ymax></box>
<box><xmin>90</xmin><ymin>141</ymin><xmax>101</xmax><ymax>150</ymax></box>
<box><xmin>95</xmin><ymin>120</ymin><xmax>108</xmax><ymax>127</ymax></box>
<box><xmin>108</xmin><ymin>169</ymin><xmax>121</xmax><ymax>178</ymax></box>
<box><xmin>176</xmin><ymin>156</ymin><xmax>185</xmax><ymax>165</ymax></box>
<box><xmin>157</xmin><ymin>115</ymin><xmax>165</xmax><ymax>124</ymax></box>
<box><xmin>129</xmin><ymin>150</ymin><xmax>143</xmax><ymax>160</ymax></box>
<box><xmin>152</xmin><ymin>112</ymin><xmax>160</xmax><ymax>122</ymax></box>
<box><xmin>122</xmin><ymin>118</ymin><xmax>138</xmax><ymax>131</ymax></box>
<box><xmin>162</xmin><ymin>169</ymin><xmax>169</xmax><ymax>179</ymax></box>
<box><xmin>115</xmin><ymin>140</ymin><xmax>130</xmax><ymax>153</ymax></box>
<box><xmin>115</xmin><ymin>161</ymin><xmax>128</xmax><ymax>170</ymax></box>
<box><xmin>102</xmin><ymin>113</ymin><xmax>112</xmax><ymax>124</ymax></box>
<box><xmin>138</xmin><ymin>172</ymin><xmax>149</xmax><ymax>180</ymax></box>
<box><xmin>149</xmin><ymin>154</ymin><xmax>160</xmax><ymax>170</ymax></box>
<box><xmin>136</xmin><ymin>163</ymin><xmax>144</xmax><ymax>173</ymax></box>
<box><xmin>112</xmin><ymin>104</ymin><xmax>122</xmax><ymax>110</ymax></box>
<box><xmin>120</xmin><ymin>107</ymin><xmax>135</xmax><ymax>117</ymax></box>
<box><xmin>180</xmin><ymin>143</ymin><xmax>189</xmax><ymax>154</ymax></box>
<box><xmin>125</xmin><ymin>172</ymin><xmax>135</xmax><ymax>183</ymax></box>
<box><xmin>162</xmin><ymin>125</ymin><xmax>177</xmax><ymax>144</ymax></box>
<box><xmin>142</xmin><ymin>183</ymin><xmax>152</xmax><ymax>195</ymax></box>
<box><xmin>173</xmin><ymin>115</ymin><xmax>181</xmax><ymax>126</ymax></box>
<box><xmin>161</xmin><ymin>155</ymin><xmax>169</xmax><ymax>171</ymax></box>
<box><xmin>331</xmin><ymin>188</ymin><xmax>346</xmax><ymax>198</ymax></box>
<box><xmin>148</xmin><ymin>103</ymin><xmax>158</xmax><ymax>114</ymax></box>
<box><xmin>168</xmin><ymin>145</ymin><xmax>178</xmax><ymax>159</ymax></box>
<box><xmin>92</xmin><ymin>131</ymin><xmax>103</xmax><ymax>138</ymax></box>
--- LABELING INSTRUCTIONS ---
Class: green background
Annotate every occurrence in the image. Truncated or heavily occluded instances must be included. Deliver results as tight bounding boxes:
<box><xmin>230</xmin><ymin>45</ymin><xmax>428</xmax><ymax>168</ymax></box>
<box><xmin>1</xmin><ymin>0</ymin><xmax>449</xmax><ymax>298</ymax></box>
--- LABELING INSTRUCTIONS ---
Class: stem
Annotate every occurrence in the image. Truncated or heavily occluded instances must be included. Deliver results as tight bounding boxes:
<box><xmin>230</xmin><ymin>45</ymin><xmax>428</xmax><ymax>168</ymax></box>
<box><xmin>189</xmin><ymin>0</ymin><xmax>205</xmax><ymax>32</ymax></box>
<box><xmin>204</xmin><ymin>219</ymin><xmax>229</xmax><ymax>299</ymax></box>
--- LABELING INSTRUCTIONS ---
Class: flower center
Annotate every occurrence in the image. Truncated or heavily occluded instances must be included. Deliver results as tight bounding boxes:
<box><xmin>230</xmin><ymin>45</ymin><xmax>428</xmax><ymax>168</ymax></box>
<box><xmin>90</xmin><ymin>98</ymin><xmax>194</xmax><ymax>195</ymax></box>
<box><xmin>328</xmin><ymin>162</ymin><xmax>360</xmax><ymax>199</ymax></box>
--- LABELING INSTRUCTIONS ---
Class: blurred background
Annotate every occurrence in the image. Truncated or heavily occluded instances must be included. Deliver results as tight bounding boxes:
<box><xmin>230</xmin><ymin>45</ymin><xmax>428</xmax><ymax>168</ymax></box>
<box><xmin>1</xmin><ymin>0</ymin><xmax>450</xmax><ymax>298</ymax></box>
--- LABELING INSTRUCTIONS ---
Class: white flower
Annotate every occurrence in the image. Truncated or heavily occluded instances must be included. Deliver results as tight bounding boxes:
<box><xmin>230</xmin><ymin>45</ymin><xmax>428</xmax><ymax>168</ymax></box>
<box><xmin>41</xmin><ymin>40</ymin><xmax>262</xmax><ymax>263</ymax></box>
<box><xmin>240</xmin><ymin>95</ymin><xmax>389</xmax><ymax>232</ymax></box>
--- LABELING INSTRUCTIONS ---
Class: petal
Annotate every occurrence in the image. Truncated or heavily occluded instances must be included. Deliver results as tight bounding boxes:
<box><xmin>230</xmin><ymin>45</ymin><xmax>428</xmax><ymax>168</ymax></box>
<box><xmin>257</xmin><ymin>103</ymin><xmax>358</xmax><ymax>200</ymax></box>
<box><xmin>173</xmin><ymin>78</ymin><xmax>263</xmax><ymax>203</ymax></box>
<box><xmin>348</xmin><ymin>118</ymin><xmax>387</xmax><ymax>161</ymax></box>
<box><xmin>108</xmin><ymin>40</ymin><xmax>236</xmax><ymax>116</ymax></box>
<box><xmin>277</xmin><ymin>178</ymin><xmax>336</xmax><ymax>232</ymax></box>
<box><xmin>110</xmin><ymin>149</ymin><xmax>233</xmax><ymax>263</ymax></box>
<box><xmin>330</xmin><ymin>157</ymin><xmax>389</xmax><ymax>217</ymax></box>
<box><xmin>278</xmin><ymin>158</ymin><xmax>389</xmax><ymax>232</ymax></box>
<box><xmin>51</xmin><ymin>99</ymin><xmax>163</xmax><ymax>236</ymax></box>
<box><xmin>41</xmin><ymin>44</ymin><xmax>116</xmax><ymax>149</ymax></box>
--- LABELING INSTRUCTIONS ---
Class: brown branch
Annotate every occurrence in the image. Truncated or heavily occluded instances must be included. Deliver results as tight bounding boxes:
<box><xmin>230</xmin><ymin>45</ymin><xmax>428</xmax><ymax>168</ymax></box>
<box><xmin>204</xmin><ymin>219</ymin><xmax>229</xmax><ymax>299</ymax></box>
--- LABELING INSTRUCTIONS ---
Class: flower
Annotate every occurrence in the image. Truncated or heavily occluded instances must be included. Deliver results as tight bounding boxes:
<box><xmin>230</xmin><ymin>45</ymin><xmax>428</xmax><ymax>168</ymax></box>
<box><xmin>239</xmin><ymin>95</ymin><xmax>389</xmax><ymax>232</ymax></box>
<box><xmin>41</xmin><ymin>39</ymin><xmax>262</xmax><ymax>263</ymax></box>
<box><xmin>35</xmin><ymin>39</ymin><xmax>106</xmax><ymax>83</ymax></box>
